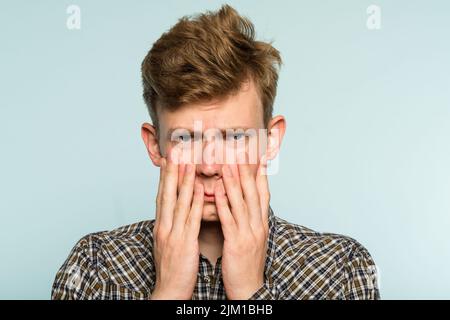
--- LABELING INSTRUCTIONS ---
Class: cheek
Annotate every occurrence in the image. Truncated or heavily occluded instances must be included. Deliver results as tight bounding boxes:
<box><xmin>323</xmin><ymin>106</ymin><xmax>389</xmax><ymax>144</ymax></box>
<box><xmin>174</xmin><ymin>143</ymin><xmax>197</xmax><ymax>164</ymax></box>
<box><xmin>223</xmin><ymin>137</ymin><xmax>261</xmax><ymax>165</ymax></box>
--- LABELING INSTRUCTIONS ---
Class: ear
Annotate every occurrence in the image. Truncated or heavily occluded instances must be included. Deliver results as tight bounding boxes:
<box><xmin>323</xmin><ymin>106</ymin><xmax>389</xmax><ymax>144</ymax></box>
<box><xmin>265</xmin><ymin>115</ymin><xmax>286</xmax><ymax>161</ymax></box>
<box><xmin>141</xmin><ymin>122</ymin><xmax>163</xmax><ymax>167</ymax></box>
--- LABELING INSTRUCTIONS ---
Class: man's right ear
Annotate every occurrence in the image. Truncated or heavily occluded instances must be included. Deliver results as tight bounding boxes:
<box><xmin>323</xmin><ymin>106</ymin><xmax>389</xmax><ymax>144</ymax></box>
<box><xmin>141</xmin><ymin>122</ymin><xmax>163</xmax><ymax>167</ymax></box>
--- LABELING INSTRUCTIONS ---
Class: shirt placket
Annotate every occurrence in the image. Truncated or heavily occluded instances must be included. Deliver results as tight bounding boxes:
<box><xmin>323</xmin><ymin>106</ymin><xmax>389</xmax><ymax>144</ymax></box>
<box><xmin>197</xmin><ymin>254</ymin><xmax>225</xmax><ymax>300</ymax></box>
<box><xmin>196</xmin><ymin>254</ymin><xmax>213</xmax><ymax>300</ymax></box>
<box><xmin>210</xmin><ymin>256</ymin><xmax>225</xmax><ymax>299</ymax></box>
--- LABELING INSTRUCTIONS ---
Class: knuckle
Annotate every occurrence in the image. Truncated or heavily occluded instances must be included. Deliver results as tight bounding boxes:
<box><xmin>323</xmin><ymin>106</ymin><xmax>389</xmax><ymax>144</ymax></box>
<box><xmin>154</xmin><ymin>233</ymin><xmax>164</xmax><ymax>247</ymax></box>
<box><xmin>160</xmin><ymin>193</ymin><xmax>174</xmax><ymax>204</ymax></box>
<box><xmin>240</xmin><ymin>166</ymin><xmax>251</xmax><ymax>177</ymax></box>
<box><xmin>174</xmin><ymin>201</ymin><xmax>184</xmax><ymax>215</ymax></box>
<box><xmin>155</xmin><ymin>227</ymin><xmax>168</xmax><ymax>243</ymax></box>
<box><xmin>185</xmin><ymin>218</ymin><xmax>195</xmax><ymax>232</ymax></box>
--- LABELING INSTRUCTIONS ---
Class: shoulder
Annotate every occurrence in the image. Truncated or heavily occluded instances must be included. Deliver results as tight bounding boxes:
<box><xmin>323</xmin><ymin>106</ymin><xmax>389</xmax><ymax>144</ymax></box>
<box><xmin>52</xmin><ymin>220</ymin><xmax>156</xmax><ymax>299</ymax></box>
<box><xmin>274</xmin><ymin>216</ymin><xmax>373</xmax><ymax>262</ymax></box>
<box><xmin>77</xmin><ymin>219</ymin><xmax>155</xmax><ymax>251</ymax></box>
<box><xmin>271</xmin><ymin>216</ymin><xmax>379</xmax><ymax>299</ymax></box>
<box><xmin>69</xmin><ymin>219</ymin><xmax>156</xmax><ymax>264</ymax></box>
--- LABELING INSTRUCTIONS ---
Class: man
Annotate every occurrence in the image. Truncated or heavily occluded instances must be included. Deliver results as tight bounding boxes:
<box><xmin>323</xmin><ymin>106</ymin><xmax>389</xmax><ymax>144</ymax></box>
<box><xmin>52</xmin><ymin>4</ymin><xmax>379</xmax><ymax>300</ymax></box>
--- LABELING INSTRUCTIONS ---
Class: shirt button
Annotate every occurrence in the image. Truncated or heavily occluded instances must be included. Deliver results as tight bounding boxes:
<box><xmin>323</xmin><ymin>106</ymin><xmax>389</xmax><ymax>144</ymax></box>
<box><xmin>204</xmin><ymin>276</ymin><xmax>210</xmax><ymax>283</ymax></box>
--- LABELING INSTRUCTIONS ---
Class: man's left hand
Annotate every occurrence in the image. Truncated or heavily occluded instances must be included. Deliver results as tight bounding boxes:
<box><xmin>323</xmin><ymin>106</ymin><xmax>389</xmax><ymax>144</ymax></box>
<box><xmin>214</xmin><ymin>161</ymin><xmax>270</xmax><ymax>300</ymax></box>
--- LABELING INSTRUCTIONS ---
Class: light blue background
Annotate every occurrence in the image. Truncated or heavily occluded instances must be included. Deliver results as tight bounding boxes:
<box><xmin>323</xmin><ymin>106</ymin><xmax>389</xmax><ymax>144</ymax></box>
<box><xmin>1</xmin><ymin>0</ymin><xmax>449</xmax><ymax>299</ymax></box>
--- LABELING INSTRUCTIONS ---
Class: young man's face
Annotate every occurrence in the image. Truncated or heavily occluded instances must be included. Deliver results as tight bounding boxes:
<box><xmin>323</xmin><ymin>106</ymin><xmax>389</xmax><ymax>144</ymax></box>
<box><xmin>142</xmin><ymin>78</ymin><xmax>285</xmax><ymax>222</ymax></box>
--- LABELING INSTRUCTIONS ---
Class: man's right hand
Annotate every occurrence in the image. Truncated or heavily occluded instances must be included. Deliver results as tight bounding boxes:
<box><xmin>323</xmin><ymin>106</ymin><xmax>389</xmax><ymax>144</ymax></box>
<box><xmin>150</xmin><ymin>151</ymin><xmax>204</xmax><ymax>300</ymax></box>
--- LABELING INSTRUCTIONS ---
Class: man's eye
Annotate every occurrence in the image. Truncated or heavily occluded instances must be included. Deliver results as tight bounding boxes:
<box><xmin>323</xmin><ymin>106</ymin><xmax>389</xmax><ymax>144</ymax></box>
<box><xmin>174</xmin><ymin>134</ymin><xmax>192</xmax><ymax>142</ymax></box>
<box><xmin>227</xmin><ymin>133</ymin><xmax>246</xmax><ymax>141</ymax></box>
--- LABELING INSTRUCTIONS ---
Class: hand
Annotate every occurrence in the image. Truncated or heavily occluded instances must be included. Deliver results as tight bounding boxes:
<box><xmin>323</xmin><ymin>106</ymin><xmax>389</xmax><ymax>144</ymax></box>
<box><xmin>150</xmin><ymin>151</ymin><xmax>204</xmax><ymax>300</ymax></box>
<box><xmin>214</xmin><ymin>161</ymin><xmax>270</xmax><ymax>300</ymax></box>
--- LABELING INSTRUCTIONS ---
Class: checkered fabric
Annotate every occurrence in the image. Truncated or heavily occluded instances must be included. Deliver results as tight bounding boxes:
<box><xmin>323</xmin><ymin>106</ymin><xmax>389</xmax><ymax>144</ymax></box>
<box><xmin>51</xmin><ymin>206</ymin><xmax>380</xmax><ymax>299</ymax></box>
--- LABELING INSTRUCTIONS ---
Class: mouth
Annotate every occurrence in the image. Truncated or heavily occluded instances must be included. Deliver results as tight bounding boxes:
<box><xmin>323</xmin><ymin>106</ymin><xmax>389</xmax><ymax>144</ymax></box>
<box><xmin>204</xmin><ymin>192</ymin><xmax>216</xmax><ymax>202</ymax></box>
<box><xmin>202</xmin><ymin>181</ymin><xmax>226</xmax><ymax>203</ymax></box>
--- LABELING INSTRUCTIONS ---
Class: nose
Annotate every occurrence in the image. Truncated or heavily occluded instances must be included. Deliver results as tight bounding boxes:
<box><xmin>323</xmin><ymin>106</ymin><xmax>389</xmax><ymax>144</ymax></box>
<box><xmin>191</xmin><ymin>137</ymin><xmax>224</xmax><ymax>179</ymax></box>
<box><xmin>196</xmin><ymin>162</ymin><xmax>222</xmax><ymax>179</ymax></box>
<box><xmin>195</xmin><ymin>160</ymin><xmax>229</xmax><ymax>202</ymax></box>
<box><xmin>195</xmin><ymin>155</ymin><xmax>224</xmax><ymax>198</ymax></box>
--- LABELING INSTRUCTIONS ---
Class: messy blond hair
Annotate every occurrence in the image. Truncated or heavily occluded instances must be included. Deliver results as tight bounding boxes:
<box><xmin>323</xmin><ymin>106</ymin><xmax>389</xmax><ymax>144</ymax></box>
<box><xmin>141</xmin><ymin>4</ymin><xmax>282</xmax><ymax>129</ymax></box>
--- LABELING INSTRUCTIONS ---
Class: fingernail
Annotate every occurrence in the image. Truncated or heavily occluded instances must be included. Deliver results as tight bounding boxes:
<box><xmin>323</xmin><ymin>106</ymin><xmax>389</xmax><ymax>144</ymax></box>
<box><xmin>186</xmin><ymin>163</ymin><xmax>193</xmax><ymax>173</ymax></box>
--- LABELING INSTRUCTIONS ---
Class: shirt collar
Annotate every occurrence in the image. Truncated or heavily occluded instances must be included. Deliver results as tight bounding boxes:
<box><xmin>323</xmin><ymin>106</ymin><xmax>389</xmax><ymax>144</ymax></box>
<box><xmin>265</xmin><ymin>204</ymin><xmax>278</xmax><ymax>283</ymax></box>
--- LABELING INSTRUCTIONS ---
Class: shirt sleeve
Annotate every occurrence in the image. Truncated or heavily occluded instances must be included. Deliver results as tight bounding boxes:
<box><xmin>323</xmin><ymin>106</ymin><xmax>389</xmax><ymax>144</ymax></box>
<box><xmin>342</xmin><ymin>242</ymin><xmax>380</xmax><ymax>300</ymax></box>
<box><xmin>248</xmin><ymin>281</ymin><xmax>278</xmax><ymax>300</ymax></box>
<box><xmin>51</xmin><ymin>234</ymin><xmax>104</xmax><ymax>300</ymax></box>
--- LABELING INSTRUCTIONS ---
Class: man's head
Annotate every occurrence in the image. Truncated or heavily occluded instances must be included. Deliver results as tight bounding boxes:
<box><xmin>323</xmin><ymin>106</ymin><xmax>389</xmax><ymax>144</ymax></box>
<box><xmin>140</xmin><ymin>5</ymin><xmax>286</xmax><ymax>221</ymax></box>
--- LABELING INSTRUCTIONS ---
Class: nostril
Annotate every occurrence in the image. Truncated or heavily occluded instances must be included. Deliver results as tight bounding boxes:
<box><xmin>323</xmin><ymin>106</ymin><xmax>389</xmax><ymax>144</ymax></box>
<box><xmin>200</xmin><ymin>171</ymin><xmax>221</xmax><ymax>178</ymax></box>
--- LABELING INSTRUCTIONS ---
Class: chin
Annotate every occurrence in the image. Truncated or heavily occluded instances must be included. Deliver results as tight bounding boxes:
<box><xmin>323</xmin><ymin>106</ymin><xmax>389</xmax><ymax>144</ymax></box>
<box><xmin>201</xmin><ymin>203</ymin><xmax>220</xmax><ymax>222</ymax></box>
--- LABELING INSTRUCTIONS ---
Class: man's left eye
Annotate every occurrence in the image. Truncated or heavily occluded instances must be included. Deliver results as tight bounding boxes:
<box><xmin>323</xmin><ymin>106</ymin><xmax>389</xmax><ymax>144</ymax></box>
<box><xmin>227</xmin><ymin>133</ymin><xmax>246</xmax><ymax>141</ymax></box>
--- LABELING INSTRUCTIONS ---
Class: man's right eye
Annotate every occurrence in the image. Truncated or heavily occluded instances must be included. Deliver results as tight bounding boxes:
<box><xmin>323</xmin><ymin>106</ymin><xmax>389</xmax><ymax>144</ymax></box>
<box><xmin>174</xmin><ymin>134</ymin><xmax>192</xmax><ymax>142</ymax></box>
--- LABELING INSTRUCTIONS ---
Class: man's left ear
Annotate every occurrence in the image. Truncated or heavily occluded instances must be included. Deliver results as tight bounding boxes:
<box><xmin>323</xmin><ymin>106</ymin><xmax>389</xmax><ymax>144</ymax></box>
<box><xmin>265</xmin><ymin>115</ymin><xmax>286</xmax><ymax>161</ymax></box>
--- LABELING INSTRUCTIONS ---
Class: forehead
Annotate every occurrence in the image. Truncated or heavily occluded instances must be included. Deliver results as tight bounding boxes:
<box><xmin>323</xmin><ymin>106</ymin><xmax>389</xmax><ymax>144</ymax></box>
<box><xmin>158</xmin><ymin>79</ymin><xmax>264</xmax><ymax>134</ymax></box>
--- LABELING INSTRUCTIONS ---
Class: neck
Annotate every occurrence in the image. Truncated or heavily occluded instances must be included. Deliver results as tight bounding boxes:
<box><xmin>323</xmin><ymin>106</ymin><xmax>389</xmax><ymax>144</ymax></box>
<box><xmin>198</xmin><ymin>220</ymin><xmax>224</xmax><ymax>267</ymax></box>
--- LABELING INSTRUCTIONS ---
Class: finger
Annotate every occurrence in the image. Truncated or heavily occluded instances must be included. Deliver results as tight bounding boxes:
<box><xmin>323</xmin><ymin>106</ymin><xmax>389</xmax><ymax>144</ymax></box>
<box><xmin>221</xmin><ymin>163</ymin><xmax>247</xmax><ymax>227</ymax></box>
<box><xmin>186</xmin><ymin>180</ymin><xmax>204</xmax><ymax>239</ymax></box>
<box><xmin>238</xmin><ymin>162</ymin><xmax>263</xmax><ymax>231</ymax></box>
<box><xmin>256</xmin><ymin>161</ymin><xmax>270</xmax><ymax>233</ymax></box>
<box><xmin>159</xmin><ymin>149</ymin><xmax>179</xmax><ymax>231</ymax></box>
<box><xmin>155</xmin><ymin>157</ymin><xmax>166</xmax><ymax>225</ymax></box>
<box><xmin>172</xmin><ymin>163</ymin><xmax>196</xmax><ymax>233</ymax></box>
<box><xmin>214</xmin><ymin>179</ymin><xmax>237</xmax><ymax>237</ymax></box>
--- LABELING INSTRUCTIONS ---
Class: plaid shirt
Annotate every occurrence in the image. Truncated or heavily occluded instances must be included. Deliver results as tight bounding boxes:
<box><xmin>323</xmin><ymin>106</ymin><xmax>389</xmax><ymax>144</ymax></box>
<box><xmin>51</xmin><ymin>206</ymin><xmax>380</xmax><ymax>300</ymax></box>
